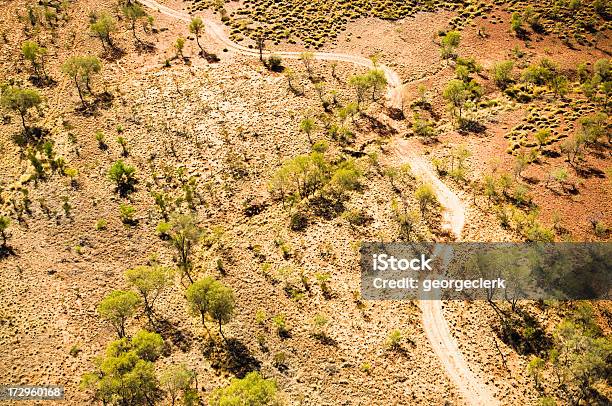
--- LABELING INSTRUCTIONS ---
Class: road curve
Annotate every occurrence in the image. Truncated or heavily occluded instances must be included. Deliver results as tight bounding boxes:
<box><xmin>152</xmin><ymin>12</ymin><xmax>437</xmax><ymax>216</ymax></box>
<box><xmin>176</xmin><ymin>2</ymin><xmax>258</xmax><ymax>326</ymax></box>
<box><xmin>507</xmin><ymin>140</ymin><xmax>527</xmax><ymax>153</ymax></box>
<box><xmin>138</xmin><ymin>0</ymin><xmax>402</xmax><ymax>106</ymax></box>
<box><xmin>138</xmin><ymin>1</ymin><xmax>496</xmax><ymax>404</ymax></box>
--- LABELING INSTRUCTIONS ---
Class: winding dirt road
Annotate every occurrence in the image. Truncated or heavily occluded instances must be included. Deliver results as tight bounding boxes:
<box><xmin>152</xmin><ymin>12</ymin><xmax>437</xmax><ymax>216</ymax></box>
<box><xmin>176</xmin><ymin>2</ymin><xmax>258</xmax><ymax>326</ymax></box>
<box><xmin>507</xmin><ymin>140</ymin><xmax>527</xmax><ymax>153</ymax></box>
<box><xmin>138</xmin><ymin>0</ymin><xmax>402</xmax><ymax>106</ymax></box>
<box><xmin>138</xmin><ymin>1</ymin><xmax>497</xmax><ymax>404</ymax></box>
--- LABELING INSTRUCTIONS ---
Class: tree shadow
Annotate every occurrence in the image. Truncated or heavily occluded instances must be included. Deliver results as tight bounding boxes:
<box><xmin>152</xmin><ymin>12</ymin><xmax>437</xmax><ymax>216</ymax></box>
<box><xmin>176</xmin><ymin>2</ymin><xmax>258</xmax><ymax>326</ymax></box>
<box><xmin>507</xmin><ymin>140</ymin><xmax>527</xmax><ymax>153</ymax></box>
<box><xmin>102</xmin><ymin>46</ymin><xmax>126</xmax><ymax>61</ymax></box>
<box><xmin>154</xmin><ymin>318</ymin><xmax>194</xmax><ymax>352</ymax></box>
<box><xmin>12</xmin><ymin>126</ymin><xmax>49</xmax><ymax>149</ymax></box>
<box><xmin>386</xmin><ymin>338</ymin><xmax>416</xmax><ymax>358</ymax></box>
<box><xmin>458</xmin><ymin>119</ymin><xmax>487</xmax><ymax>134</ymax></box>
<box><xmin>341</xmin><ymin>148</ymin><xmax>367</xmax><ymax>158</ymax></box>
<box><xmin>28</xmin><ymin>75</ymin><xmax>57</xmax><ymax>88</ymax></box>
<box><xmin>202</xmin><ymin>338</ymin><xmax>261</xmax><ymax>378</ymax></box>
<box><xmin>575</xmin><ymin>165</ymin><xmax>606</xmax><ymax>179</ymax></box>
<box><xmin>386</xmin><ymin>106</ymin><xmax>404</xmax><ymax>120</ymax></box>
<box><xmin>0</xmin><ymin>245</ymin><xmax>16</xmax><ymax>260</ymax></box>
<box><xmin>94</xmin><ymin>91</ymin><xmax>115</xmax><ymax>110</ymax></box>
<box><xmin>541</xmin><ymin>149</ymin><xmax>561</xmax><ymax>158</ymax></box>
<box><xmin>203</xmin><ymin>51</ymin><xmax>220</xmax><ymax>63</ymax></box>
<box><xmin>135</xmin><ymin>41</ymin><xmax>156</xmax><ymax>53</ymax></box>
<box><xmin>495</xmin><ymin>308</ymin><xmax>552</xmax><ymax>357</ymax></box>
<box><xmin>116</xmin><ymin>179</ymin><xmax>138</xmax><ymax>198</ymax></box>
<box><xmin>362</xmin><ymin>113</ymin><xmax>398</xmax><ymax>136</ymax></box>
<box><xmin>311</xmin><ymin>332</ymin><xmax>338</xmax><ymax>346</ymax></box>
<box><xmin>309</xmin><ymin>195</ymin><xmax>345</xmax><ymax>220</ymax></box>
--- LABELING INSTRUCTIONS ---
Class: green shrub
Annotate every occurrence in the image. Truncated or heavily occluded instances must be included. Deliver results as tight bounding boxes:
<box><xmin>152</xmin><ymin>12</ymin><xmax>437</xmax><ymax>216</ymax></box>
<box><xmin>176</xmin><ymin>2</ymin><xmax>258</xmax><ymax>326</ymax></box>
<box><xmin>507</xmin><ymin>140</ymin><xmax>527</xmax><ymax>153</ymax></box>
<box><xmin>290</xmin><ymin>211</ymin><xmax>309</xmax><ymax>231</ymax></box>
<box><xmin>510</xmin><ymin>12</ymin><xmax>523</xmax><ymax>34</ymax></box>
<box><xmin>266</xmin><ymin>54</ymin><xmax>282</xmax><ymax>71</ymax></box>
<box><xmin>0</xmin><ymin>216</ymin><xmax>11</xmax><ymax>246</ymax></box>
<box><xmin>156</xmin><ymin>221</ymin><xmax>171</xmax><ymax>237</ymax></box>
<box><xmin>209</xmin><ymin>372</ymin><xmax>279</xmax><ymax>406</ymax></box>
<box><xmin>594</xmin><ymin>222</ymin><xmax>608</xmax><ymax>237</ymax></box>
<box><xmin>272</xmin><ymin>313</ymin><xmax>289</xmax><ymax>336</ymax></box>
<box><xmin>108</xmin><ymin>160</ymin><xmax>136</xmax><ymax>196</ymax></box>
<box><xmin>440</xmin><ymin>30</ymin><xmax>460</xmax><ymax>59</ymax></box>
<box><xmin>119</xmin><ymin>204</ymin><xmax>136</xmax><ymax>224</ymax></box>
<box><xmin>387</xmin><ymin>329</ymin><xmax>402</xmax><ymax>350</ymax></box>
<box><xmin>95</xmin><ymin>219</ymin><xmax>107</xmax><ymax>231</ymax></box>
<box><xmin>492</xmin><ymin>60</ymin><xmax>514</xmax><ymax>89</ymax></box>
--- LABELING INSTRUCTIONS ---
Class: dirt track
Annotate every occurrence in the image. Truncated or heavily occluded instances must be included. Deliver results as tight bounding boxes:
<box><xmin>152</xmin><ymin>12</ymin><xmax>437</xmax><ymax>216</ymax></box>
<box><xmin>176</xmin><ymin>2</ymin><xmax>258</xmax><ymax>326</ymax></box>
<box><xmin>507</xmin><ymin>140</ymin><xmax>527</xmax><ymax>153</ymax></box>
<box><xmin>138</xmin><ymin>1</ymin><xmax>497</xmax><ymax>404</ymax></box>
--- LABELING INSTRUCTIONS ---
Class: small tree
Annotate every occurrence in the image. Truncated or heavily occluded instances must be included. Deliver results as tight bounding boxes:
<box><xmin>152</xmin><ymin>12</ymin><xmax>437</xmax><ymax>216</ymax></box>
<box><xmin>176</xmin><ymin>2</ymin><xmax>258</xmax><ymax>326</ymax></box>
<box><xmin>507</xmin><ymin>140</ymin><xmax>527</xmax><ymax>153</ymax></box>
<box><xmin>349</xmin><ymin>74</ymin><xmax>370</xmax><ymax>109</ymax></box>
<box><xmin>81</xmin><ymin>331</ymin><xmax>162</xmax><ymax>405</ymax></box>
<box><xmin>256</xmin><ymin>34</ymin><xmax>265</xmax><ymax>62</ymax></box>
<box><xmin>0</xmin><ymin>216</ymin><xmax>10</xmax><ymax>247</ymax></box>
<box><xmin>492</xmin><ymin>60</ymin><xmax>514</xmax><ymax>89</ymax></box>
<box><xmin>62</xmin><ymin>56</ymin><xmax>102</xmax><ymax>108</ymax></box>
<box><xmin>511</xmin><ymin>12</ymin><xmax>523</xmax><ymax>36</ymax></box>
<box><xmin>125</xmin><ymin>265</ymin><xmax>171</xmax><ymax>324</ymax></box>
<box><xmin>188</xmin><ymin>17</ymin><xmax>205</xmax><ymax>55</ymax></box>
<box><xmin>534</xmin><ymin>128</ymin><xmax>550</xmax><ymax>150</ymax></box>
<box><xmin>299</xmin><ymin>117</ymin><xmax>316</xmax><ymax>144</ymax></box>
<box><xmin>174</xmin><ymin>37</ymin><xmax>185</xmax><ymax>59</ymax></box>
<box><xmin>440</xmin><ymin>30</ymin><xmax>461</xmax><ymax>59</ymax></box>
<box><xmin>160</xmin><ymin>365</ymin><xmax>197</xmax><ymax>406</ymax></box>
<box><xmin>0</xmin><ymin>86</ymin><xmax>42</xmax><ymax>133</ymax></box>
<box><xmin>122</xmin><ymin>3</ymin><xmax>147</xmax><ymax>44</ymax></box>
<box><xmin>392</xmin><ymin>200</ymin><xmax>419</xmax><ymax>241</ymax></box>
<box><xmin>578</xmin><ymin>113</ymin><xmax>607</xmax><ymax>145</ymax></box>
<box><xmin>443</xmin><ymin>79</ymin><xmax>468</xmax><ymax>121</ymax></box>
<box><xmin>299</xmin><ymin>51</ymin><xmax>315</xmax><ymax>78</ymax></box>
<box><xmin>185</xmin><ymin>277</ymin><xmax>216</xmax><ymax>338</ymax></box>
<box><xmin>209</xmin><ymin>283</ymin><xmax>235</xmax><ymax>342</ymax></box>
<box><xmin>527</xmin><ymin>356</ymin><xmax>545</xmax><ymax>388</ymax></box>
<box><xmin>366</xmin><ymin>69</ymin><xmax>387</xmax><ymax>101</ymax></box>
<box><xmin>169</xmin><ymin>214</ymin><xmax>201</xmax><ymax>283</ymax></box>
<box><xmin>108</xmin><ymin>160</ymin><xmax>137</xmax><ymax>197</ymax></box>
<box><xmin>560</xmin><ymin>135</ymin><xmax>584</xmax><ymax>165</ymax></box>
<box><xmin>97</xmin><ymin>290</ymin><xmax>141</xmax><ymax>338</ymax></box>
<box><xmin>415</xmin><ymin>183</ymin><xmax>437</xmax><ymax>215</ymax></box>
<box><xmin>90</xmin><ymin>12</ymin><xmax>117</xmax><ymax>51</ymax></box>
<box><xmin>22</xmin><ymin>40</ymin><xmax>48</xmax><ymax>80</ymax></box>
<box><xmin>117</xmin><ymin>136</ymin><xmax>128</xmax><ymax>156</ymax></box>
<box><xmin>209</xmin><ymin>372</ymin><xmax>279</xmax><ymax>406</ymax></box>
<box><xmin>284</xmin><ymin>67</ymin><xmax>302</xmax><ymax>95</ymax></box>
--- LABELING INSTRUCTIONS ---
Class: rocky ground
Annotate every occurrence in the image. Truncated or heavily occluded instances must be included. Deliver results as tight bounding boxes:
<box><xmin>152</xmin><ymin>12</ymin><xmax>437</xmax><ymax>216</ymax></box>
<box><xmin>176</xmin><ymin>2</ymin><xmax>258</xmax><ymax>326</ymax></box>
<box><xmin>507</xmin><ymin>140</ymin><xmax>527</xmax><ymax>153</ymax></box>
<box><xmin>0</xmin><ymin>0</ymin><xmax>610</xmax><ymax>405</ymax></box>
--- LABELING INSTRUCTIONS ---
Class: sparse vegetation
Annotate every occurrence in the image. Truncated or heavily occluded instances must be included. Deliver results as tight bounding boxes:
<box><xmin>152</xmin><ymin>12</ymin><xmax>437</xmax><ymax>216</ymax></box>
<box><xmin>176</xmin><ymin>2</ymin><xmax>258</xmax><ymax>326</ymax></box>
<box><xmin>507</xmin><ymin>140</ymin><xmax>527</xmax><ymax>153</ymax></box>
<box><xmin>2</xmin><ymin>1</ymin><xmax>610</xmax><ymax>405</ymax></box>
